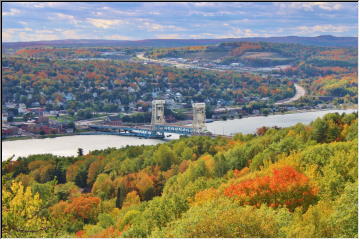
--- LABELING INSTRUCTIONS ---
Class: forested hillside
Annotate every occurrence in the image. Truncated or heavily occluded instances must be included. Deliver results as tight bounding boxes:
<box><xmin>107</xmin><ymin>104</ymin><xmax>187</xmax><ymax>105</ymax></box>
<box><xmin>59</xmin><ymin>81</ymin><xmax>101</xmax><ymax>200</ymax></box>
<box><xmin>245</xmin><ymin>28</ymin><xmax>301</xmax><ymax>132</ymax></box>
<box><xmin>2</xmin><ymin>112</ymin><xmax>358</xmax><ymax>238</ymax></box>
<box><xmin>146</xmin><ymin>41</ymin><xmax>357</xmax><ymax>71</ymax></box>
<box><xmin>2</xmin><ymin>35</ymin><xmax>357</xmax><ymax>53</ymax></box>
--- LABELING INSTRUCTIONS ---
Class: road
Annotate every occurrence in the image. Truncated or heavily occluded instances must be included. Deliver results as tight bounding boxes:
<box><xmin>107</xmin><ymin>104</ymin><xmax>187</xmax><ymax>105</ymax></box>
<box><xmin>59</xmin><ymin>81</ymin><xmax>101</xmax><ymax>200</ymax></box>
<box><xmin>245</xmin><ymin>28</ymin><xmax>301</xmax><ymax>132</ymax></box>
<box><xmin>275</xmin><ymin>83</ymin><xmax>306</xmax><ymax>105</ymax></box>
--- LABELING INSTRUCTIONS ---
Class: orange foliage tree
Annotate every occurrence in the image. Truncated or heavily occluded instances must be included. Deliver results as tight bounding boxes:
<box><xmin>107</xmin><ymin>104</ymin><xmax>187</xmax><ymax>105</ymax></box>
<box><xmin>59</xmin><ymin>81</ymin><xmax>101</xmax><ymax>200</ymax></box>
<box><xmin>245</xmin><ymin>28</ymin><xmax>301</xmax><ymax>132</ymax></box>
<box><xmin>224</xmin><ymin>166</ymin><xmax>317</xmax><ymax>211</ymax></box>
<box><xmin>50</xmin><ymin>194</ymin><xmax>100</xmax><ymax>223</ymax></box>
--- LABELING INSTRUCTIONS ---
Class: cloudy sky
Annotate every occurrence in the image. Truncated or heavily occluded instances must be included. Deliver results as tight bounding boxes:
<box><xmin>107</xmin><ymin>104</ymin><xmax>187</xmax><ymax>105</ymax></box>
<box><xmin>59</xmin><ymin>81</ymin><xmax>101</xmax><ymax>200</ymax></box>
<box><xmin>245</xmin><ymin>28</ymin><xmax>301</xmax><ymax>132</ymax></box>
<box><xmin>2</xmin><ymin>2</ymin><xmax>358</xmax><ymax>42</ymax></box>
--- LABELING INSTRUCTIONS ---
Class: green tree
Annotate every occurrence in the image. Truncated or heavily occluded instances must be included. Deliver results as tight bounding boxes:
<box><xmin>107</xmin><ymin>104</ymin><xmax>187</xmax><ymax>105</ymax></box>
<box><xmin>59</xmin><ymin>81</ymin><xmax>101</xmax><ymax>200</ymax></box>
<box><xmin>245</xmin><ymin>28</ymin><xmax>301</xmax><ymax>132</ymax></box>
<box><xmin>77</xmin><ymin>148</ymin><xmax>84</xmax><ymax>157</ymax></box>
<box><xmin>331</xmin><ymin>181</ymin><xmax>358</xmax><ymax>238</ymax></box>
<box><xmin>153</xmin><ymin>145</ymin><xmax>177</xmax><ymax>171</ymax></box>
<box><xmin>115</xmin><ymin>187</ymin><xmax>126</xmax><ymax>208</ymax></box>
<box><xmin>311</xmin><ymin>118</ymin><xmax>328</xmax><ymax>143</ymax></box>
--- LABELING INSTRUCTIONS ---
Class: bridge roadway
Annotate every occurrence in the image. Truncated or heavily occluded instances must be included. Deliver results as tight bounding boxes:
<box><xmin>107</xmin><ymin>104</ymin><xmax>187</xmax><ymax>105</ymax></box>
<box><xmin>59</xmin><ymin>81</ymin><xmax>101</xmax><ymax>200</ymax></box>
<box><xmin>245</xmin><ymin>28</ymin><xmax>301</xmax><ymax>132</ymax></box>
<box><xmin>88</xmin><ymin>123</ymin><xmax>210</xmax><ymax>139</ymax></box>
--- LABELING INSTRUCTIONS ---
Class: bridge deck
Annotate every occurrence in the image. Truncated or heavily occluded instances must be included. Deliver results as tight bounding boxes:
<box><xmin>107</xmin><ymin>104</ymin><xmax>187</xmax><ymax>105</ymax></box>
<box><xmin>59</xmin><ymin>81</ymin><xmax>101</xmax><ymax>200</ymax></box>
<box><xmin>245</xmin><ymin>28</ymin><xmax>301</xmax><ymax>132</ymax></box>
<box><xmin>88</xmin><ymin>123</ymin><xmax>212</xmax><ymax>138</ymax></box>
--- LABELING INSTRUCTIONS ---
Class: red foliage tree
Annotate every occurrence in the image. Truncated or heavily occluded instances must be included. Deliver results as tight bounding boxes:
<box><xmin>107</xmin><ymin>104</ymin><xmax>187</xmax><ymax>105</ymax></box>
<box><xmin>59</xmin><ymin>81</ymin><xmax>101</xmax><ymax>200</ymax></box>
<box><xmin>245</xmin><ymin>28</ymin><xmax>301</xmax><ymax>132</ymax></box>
<box><xmin>224</xmin><ymin>166</ymin><xmax>317</xmax><ymax>211</ymax></box>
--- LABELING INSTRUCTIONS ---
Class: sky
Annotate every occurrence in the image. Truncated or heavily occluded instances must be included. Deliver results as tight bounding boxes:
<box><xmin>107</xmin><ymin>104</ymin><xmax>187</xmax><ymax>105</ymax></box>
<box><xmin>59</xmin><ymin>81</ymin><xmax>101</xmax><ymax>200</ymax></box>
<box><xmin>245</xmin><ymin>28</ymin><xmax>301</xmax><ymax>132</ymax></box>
<box><xmin>2</xmin><ymin>2</ymin><xmax>358</xmax><ymax>42</ymax></box>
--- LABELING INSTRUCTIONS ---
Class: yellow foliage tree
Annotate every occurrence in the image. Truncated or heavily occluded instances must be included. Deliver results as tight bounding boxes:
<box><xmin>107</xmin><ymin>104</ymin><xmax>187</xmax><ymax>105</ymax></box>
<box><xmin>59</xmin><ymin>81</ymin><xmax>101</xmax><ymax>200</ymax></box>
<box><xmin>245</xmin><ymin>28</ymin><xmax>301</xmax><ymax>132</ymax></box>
<box><xmin>122</xmin><ymin>191</ymin><xmax>141</xmax><ymax>209</ymax></box>
<box><xmin>2</xmin><ymin>181</ymin><xmax>52</xmax><ymax>237</ymax></box>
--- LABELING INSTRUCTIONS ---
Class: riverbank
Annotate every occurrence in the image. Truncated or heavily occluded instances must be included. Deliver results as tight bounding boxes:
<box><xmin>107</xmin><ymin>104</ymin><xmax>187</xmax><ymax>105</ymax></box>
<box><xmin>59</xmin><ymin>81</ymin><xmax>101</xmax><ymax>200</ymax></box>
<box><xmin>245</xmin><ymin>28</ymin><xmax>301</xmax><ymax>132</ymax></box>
<box><xmin>4</xmin><ymin>105</ymin><xmax>358</xmax><ymax>142</ymax></box>
<box><xmin>2</xmin><ymin>133</ymin><xmax>75</xmax><ymax>141</ymax></box>
<box><xmin>268</xmin><ymin>105</ymin><xmax>357</xmax><ymax>116</ymax></box>
<box><xmin>3</xmin><ymin>108</ymin><xmax>357</xmax><ymax>160</ymax></box>
<box><xmin>2</xmin><ymin>106</ymin><xmax>357</xmax><ymax>142</ymax></box>
<box><xmin>2</xmin><ymin>131</ymin><xmax>89</xmax><ymax>142</ymax></box>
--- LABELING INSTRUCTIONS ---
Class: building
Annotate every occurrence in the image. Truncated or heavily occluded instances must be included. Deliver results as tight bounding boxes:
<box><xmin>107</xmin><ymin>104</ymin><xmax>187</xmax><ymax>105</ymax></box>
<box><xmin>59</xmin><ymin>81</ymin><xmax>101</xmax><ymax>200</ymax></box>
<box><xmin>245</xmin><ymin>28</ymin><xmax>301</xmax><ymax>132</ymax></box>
<box><xmin>106</xmin><ymin>115</ymin><xmax>122</xmax><ymax>126</ymax></box>
<box><xmin>2</xmin><ymin>112</ymin><xmax>8</xmax><ymax>123</ymax></box>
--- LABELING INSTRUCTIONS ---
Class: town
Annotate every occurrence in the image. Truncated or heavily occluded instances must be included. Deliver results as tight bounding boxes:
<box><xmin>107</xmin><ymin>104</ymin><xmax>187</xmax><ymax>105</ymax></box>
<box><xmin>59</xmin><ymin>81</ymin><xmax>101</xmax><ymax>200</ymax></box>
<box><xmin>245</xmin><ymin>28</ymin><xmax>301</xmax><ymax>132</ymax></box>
<box><xmin>2</xmin><ymin>92</ymin><xmax>342</xmax><ymax>139</ymax></box>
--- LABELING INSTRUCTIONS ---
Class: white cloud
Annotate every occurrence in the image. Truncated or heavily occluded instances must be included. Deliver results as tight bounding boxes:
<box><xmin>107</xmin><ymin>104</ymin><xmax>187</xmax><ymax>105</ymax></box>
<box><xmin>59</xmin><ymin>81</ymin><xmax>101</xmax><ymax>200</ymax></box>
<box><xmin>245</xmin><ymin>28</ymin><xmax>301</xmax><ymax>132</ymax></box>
<box><xmin>148</xmin><ymin>11</ymin><xmax>161</xmax><ymax>15</ymax></box>
<box><xmin>3</xmin><ymin>8</ymin><xmax>20</xmax><ymax>16</ymax></box>
<box><xmin>2</xmin><ymin>28</ymin><xmax>93</xmax><ymax>42</ymax></box>
<box><xmin>188</xmin><ymin>29</ymin><xmax>266</xmax><ymax>39</ymax></box>
<box><xmin>93</xmin><ymin>11</ymin><xmax>104</xmax><ymax>16</ymax></box>
<box><xmin>17</xmin><ymin>2</ymin><xmax>65</xmax><ymax>8</ymax></box>
<box><xmin>296</xmin><ymin>24</ymin><xmax>351</xmax><ymax>34</ymax></box>
<box><xmin>33</xmin><ymin>2</ymin><xmax>64</xmax><ymax>8</ymax></box>
<box><xmin>61</xmin><ymin>30</ymin><xmax>84</xmax><ymax>39</ymax></box>
<box><xmin>155</xmin><ymin>34</ymin><xmax>182</xmax><ymax>39</ymax></box>
<box><xmin>105</xmin><ymin>35</ymin><xmax>134</xmax><ymax>40</ymax></box>
<box><xmin>98</xmin><ymin>6</ymin><xmax>141</xmax><ymax>17</ymax></box>
<box><xmin>3</xmin><ymin>28</ymin><xmax>58</xmax><ymax>42</ymax></box>
<box><xmin>276</xmin><ymin>2</ymin><xmax>343</xmax><ymax>11</ymax></box>
<box><xmin>18</xmin><ymin>21</ymin><xmax>28</xmax><ymax>26</ymax></box>
<box><xmin>313</xmin><ymin>2</ymin><xmax>343</xmax><ymax>11</ymax></box>
<box><xmin>51</xmin><ymin>13</ymin><xmax>79</xmax><ymax>25</ymax></box>
<box><xmin>136</xmin><ymin>19</ymin><xmax>186</xmax><ymax>32</ymax></box>
<box><xmin>3</xmin><ymin>29</ymin><xmax>17</xmax><ymax>41</ymax></box>
<box><xmin>191</xmin><ymin>2</ymin><xmax>217</xmax><ymax>7</ymax></box>
<box><xmin>213</xmin><ymin>28</ymin><xmax>265</xmax><ymax>38</ymax></box>
<box><xmin>189</xmin><ymin>10</ymin><xmax>245</xmax><ymax>17</ymax></box>
<box><xmin>86</xmin><ymin>18</ymin><xmax>125</xmax><ymax>29</ymax></box>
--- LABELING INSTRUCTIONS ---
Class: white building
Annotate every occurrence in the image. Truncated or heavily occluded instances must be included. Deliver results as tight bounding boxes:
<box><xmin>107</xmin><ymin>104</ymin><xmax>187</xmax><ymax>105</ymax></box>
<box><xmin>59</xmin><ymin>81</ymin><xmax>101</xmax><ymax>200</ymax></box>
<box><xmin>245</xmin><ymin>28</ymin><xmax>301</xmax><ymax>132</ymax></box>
<box><xmin>18</xmin><ymin>103</ymin><xmax>28</xmax><ymax>114</ymax></box>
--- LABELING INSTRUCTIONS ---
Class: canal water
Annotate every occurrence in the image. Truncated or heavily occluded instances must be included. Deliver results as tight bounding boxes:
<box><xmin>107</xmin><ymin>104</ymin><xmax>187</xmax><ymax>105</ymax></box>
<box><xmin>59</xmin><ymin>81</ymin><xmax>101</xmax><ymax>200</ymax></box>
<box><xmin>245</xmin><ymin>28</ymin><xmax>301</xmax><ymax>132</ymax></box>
<box><xmin>2</xmin><ymin>109</ymin><xmax>357</xmax><ymax>160</ymax></box>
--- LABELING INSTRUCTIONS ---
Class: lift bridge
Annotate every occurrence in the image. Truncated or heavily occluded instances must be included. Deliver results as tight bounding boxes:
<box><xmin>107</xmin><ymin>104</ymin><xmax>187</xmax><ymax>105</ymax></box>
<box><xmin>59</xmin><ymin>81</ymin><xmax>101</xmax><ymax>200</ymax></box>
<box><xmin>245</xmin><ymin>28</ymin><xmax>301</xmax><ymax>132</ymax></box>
<box><xmin>88</xmin><ymin>100</ymin><xmax>209</xmax><ymax>139</ymax></box>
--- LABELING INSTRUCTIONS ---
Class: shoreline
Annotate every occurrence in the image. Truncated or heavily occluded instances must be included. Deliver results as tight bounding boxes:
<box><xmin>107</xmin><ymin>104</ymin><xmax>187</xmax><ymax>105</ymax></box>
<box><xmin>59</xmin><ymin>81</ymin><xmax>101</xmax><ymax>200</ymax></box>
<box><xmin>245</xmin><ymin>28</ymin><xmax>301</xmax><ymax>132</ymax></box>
<box><xmin>2</xmin><ymin>106</ymin><xmax>357</xmax><ymax>142</ymax></box>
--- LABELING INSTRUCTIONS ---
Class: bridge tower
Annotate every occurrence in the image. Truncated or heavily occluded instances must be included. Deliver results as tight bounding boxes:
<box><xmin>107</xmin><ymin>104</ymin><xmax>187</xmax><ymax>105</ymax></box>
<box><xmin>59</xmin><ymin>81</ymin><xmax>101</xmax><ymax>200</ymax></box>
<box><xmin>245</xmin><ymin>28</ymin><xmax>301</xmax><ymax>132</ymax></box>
<box><xmin>151</xmin><ymin>100</ymin><xmax>166</xmax><ymax>125</ymax></box>
<box><xmin>192</xmin><ymin>103</ymin><xmax>206</xmax><ymax>134</ymax></box>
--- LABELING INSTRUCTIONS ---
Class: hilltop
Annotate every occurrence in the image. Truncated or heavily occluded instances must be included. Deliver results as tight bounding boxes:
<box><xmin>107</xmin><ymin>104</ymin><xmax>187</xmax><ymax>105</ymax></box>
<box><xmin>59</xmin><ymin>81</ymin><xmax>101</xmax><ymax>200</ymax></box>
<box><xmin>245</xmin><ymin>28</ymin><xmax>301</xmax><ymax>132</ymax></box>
<box><xmin>2</xmin><ymin>35</ymin><xmax>357</xmax><ymax>52</ymax></box>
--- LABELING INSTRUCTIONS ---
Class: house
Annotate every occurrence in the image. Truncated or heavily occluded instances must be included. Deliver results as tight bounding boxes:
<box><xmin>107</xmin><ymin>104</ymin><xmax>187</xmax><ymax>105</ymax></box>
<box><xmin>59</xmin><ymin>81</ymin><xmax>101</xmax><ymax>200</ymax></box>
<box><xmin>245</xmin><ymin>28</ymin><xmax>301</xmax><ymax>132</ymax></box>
<box><xmin>2</xmin><ymin>125</ymin><xmax>19</xmax><ymax>136</ymax></box>
<box><xmin>105</xmin><ymin>115</ymin><xmax>122</xmax><ymax>126</ymax></box>
<box><xmin>31</xmin><ymin>102</ymin><xmax>40</xmax><ymax>107</ymax></box>
<box><xmin>65</xmin><ymin>128</ymin><xmax>74</xmax><ymax>133</ymax></box>
<box><xmin>128</xmin><ymin>102</ymin><xmax>136</xmax><ymax>111</ymax></box>
<box><xmin>25</xmin><ymin>123</ymin><xmax>62</xmax><ymax>134</ymax></box>
<box><xmin>175</xmin><ymin>92</ymin><xmax>183</xmax><ymax>101</ymax></box>
<box><xmin>128</xmin><ymin>87</ymin><xmax>136</xmax><ymax>93</ymax></box>
<box><xmin>5</xmin><ymin>102</ymin><xmax>16</xmax><ymax>109</ymax></box>
<box><xmin>253</xmin><ymin>109</ymin><xmax>260</xmax><ymax>115</ymax></box>
<box><xmin>18</xmin><ymin>103</ymin><xmax>28</xmax><ymax>114</ymax></box>
<box><xmin>64</xmin><ymin>93</ymin><xmax>75</xmax><ymax>101</ymax></box>
<box><xmin>36</xmin><ymin>116</ymin><xmax>49</xmax><ymax>124</ymax></box>
<box><xmin>49</xmin><ymin>110</ymin><xmax>59</xmax><ymax>115</ymax></box>
<box><xmin>118</xmin><ymin>105</ymin><xmax>125</xmax><ymax>112</ymax></box>
<box><xmin>2</xmin><ymin>112</ymin><xmax>8</xmax><ymax>123</ymax></box>
<box><xmin>27</xmin><ymin>107</ymin><xmax>45</xmax><ymax>116</ymax></box>
<box><xmin>106</xmin><ymin>115</ymin><xmax>122</xmax><ymax>122</ymax></box>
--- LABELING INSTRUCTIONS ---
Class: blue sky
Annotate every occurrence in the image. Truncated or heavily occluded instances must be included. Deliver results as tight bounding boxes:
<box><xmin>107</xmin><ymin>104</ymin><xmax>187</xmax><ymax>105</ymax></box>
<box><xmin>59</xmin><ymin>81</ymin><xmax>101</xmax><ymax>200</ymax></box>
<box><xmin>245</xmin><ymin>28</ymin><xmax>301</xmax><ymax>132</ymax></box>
<box><xmin>2</xmin><ymin>2</ymin><xmax>358</xmax><ymax>42</ymax></box>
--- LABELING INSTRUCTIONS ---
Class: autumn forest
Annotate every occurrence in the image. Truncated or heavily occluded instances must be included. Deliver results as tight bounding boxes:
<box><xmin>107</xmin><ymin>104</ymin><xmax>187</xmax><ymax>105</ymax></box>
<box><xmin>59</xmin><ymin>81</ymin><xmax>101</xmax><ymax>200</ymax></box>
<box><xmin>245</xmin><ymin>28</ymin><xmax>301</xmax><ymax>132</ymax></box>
<box><xmin>2</xmin><ymin>112</ymin><xmax>358</xmax><ymax>237</ymax></box>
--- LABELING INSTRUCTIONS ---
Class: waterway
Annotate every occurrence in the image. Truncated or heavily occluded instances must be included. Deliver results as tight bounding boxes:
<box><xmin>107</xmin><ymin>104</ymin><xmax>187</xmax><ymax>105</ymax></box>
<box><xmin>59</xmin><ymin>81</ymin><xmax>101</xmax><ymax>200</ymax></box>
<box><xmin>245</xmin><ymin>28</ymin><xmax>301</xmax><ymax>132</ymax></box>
<box><xmin>2</xmin><ymin>135</ymin><xmax>163</xmax><ymax>160</ymax></box>
<box><xmin>2</xmin><ymin>109</ymin><xmax>357</xmax><ymax>160</ymax></box>
<box><xmin>206</xmin><ymin>109</ymin><xmax>357</xmax><ymax>135</ymax></box>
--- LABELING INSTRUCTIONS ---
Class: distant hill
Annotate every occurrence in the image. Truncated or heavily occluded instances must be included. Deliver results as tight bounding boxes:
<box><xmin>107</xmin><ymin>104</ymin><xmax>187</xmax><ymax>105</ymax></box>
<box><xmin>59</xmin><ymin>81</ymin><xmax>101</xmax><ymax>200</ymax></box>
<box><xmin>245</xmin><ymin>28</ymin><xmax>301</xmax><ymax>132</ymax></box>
<box><xmin>145</xmin><ymin>40</ymin><xmax>358</xmax><ymax>68</ymax></box>
<box><xmin>2</xmin><ymin>35</ymin><xmax>357</xmax><ymax>51</ymax></box>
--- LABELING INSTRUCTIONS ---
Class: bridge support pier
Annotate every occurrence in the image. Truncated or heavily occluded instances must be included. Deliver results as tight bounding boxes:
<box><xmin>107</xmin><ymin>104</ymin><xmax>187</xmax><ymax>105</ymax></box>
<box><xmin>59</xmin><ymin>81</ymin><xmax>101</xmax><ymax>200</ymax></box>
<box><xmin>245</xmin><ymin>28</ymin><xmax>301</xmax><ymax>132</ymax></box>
<box><xmin>192</xmin><ymin>103</ymin><xmax>206</xmax><ymax>134</ymax></box>
<box><xmin>151</xmin><ymin>100</ymin><xmax>166</xmax><ymax>125</ymax></box>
